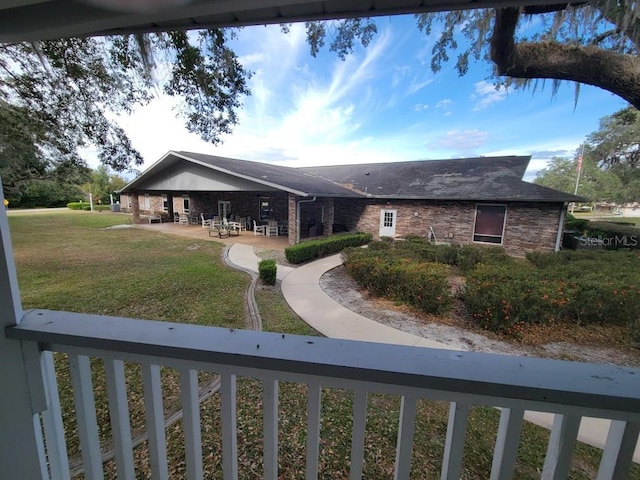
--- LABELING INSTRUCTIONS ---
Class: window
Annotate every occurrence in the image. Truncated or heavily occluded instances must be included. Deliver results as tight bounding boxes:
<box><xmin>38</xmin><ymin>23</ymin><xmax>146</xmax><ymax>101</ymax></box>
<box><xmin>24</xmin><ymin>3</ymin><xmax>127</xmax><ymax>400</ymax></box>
<box><xmin>259</xmin><ymin>197</ymin><xmax>270</xmax><ymax>220</ymax></box>
<box><xmin>473</xmin><ymin>204</ymin><xmax>506</xmax><ymax>244</ymax></box>
<box><xmin>383</xmin><ymin>211</ymin><xmax>394</xmax><ymax>227</ymax></box>
<box><xmin>162</xmin><ymin>194</ymin><xmax>169</xmax><ymax>212</ymax></box>
<box><xmin>143</xmin><ymin>194</ymin><xmax>150</xmax><ymax>211</ymax></box>
<box><xmin>182</xmin><ymin>195</ymin><xmax>190</xmax><ymax>214</ymax></box>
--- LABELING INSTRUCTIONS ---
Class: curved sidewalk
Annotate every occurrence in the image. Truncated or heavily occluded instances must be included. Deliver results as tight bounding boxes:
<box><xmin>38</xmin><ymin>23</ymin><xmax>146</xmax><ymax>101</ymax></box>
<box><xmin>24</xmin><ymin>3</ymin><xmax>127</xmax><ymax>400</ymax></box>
<box><xmin>227</xmin><ymin>244</ymin><xmax>639</xmax><ymax>462</ymax></box>
<box><xmin>281</xmin><ymin>253</ymin><xmax>459</xmax><ymax>350</ymax></box>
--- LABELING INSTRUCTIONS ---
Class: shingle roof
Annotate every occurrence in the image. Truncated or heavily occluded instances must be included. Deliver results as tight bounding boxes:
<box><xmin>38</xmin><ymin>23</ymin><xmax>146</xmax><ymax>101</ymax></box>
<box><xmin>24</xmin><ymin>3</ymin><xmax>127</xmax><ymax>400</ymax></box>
<box><xmin>299</xmin><ymin>156</ymin><xmax>584</xmax><ymax>202</ymax></box>
<box><xmin>122</xmin><ymin>152</ymin><xmax>584</xmax><ymax>203</ymax></box>
<box><xmin>178</xmin><ymin>152</ymin><xmax>362</xmax><ymax>197</ymax></box>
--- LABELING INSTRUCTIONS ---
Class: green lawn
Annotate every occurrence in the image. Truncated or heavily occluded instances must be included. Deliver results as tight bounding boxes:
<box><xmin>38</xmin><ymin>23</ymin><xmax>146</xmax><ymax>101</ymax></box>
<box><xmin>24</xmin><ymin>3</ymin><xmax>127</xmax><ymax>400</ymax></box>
<box><xmin>10</xmin><ymin>212</ymin><xmax>249</xmax><ymax>326</ymax></box>
<box><xmin>8</xmin><ymin>211</ymin><xmax>638</xmax><ymax>479</ymax></box>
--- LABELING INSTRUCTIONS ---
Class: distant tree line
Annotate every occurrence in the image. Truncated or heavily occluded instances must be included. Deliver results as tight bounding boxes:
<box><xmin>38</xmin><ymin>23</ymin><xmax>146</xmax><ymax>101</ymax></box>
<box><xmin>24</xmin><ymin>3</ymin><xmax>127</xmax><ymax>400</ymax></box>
<box><xmin>535</xmin><ymin>106</ymin><xmax>640</xmax><ymax>204</ymax></box>
<box><xmin>2</xmin><ymin>164</ymin><xmax>127</xmax><ymax>208</ymax></box>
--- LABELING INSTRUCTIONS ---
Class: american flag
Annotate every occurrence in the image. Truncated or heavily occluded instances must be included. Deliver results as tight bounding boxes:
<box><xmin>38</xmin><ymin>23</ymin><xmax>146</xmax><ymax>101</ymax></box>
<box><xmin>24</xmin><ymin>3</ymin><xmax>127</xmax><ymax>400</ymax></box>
<box><xmin>576</xmin><ymin>154</ymin><xmax>583</xmax><ymax>173</ymax></box>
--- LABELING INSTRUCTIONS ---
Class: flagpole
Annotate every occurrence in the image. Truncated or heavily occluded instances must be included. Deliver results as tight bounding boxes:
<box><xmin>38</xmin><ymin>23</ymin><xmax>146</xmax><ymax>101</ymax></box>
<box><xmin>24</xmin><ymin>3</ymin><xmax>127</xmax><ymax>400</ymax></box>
<box><xmin>571</xmin><ymin>144</ymin><xmax>585</xmax><ymax>214</ymax></box>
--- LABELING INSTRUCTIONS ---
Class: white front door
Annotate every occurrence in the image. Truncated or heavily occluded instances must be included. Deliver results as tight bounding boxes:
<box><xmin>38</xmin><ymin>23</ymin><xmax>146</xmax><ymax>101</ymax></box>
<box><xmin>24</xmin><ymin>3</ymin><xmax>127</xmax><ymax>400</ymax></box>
<box><xmin>379</xmin><ymin>209</ymin><xmax>397</xmax><ymax>237</ymax></box>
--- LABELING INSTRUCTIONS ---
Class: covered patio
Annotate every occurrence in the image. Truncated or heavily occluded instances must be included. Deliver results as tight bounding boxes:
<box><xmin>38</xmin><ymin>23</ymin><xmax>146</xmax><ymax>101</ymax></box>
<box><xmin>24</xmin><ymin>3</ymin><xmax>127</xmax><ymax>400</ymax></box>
<box><xmin>136</xmin><ymin>221</ymin><xmax>291</xmax><ymax>250</ymax></box>
<box><xmin>119</xmin><ymin>151</ymin><xmax>361</xmax><ymax>245</ymax></box>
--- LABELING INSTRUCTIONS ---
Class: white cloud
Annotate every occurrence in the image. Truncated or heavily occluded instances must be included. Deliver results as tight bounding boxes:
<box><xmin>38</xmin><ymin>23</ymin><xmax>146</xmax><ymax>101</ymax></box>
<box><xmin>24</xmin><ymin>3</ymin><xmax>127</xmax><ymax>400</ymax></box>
<box><xmin>428</xmin><ymin>129</ymin><xmax>488</xmax><ymax>151</ymax></box>
<box><xmin>471</xmin><ymin>81</ymin><xmax>508</xmax><ymax>110</ymax></box>
<box><xmin>406</xmin><ymin>76</ymin><xmax>434</xmax><ymax>95</ymax></box>
<box><xmin>414</xmin><ymin>103</ymin><xmax>429</xmax><ymax>112</ymax></box>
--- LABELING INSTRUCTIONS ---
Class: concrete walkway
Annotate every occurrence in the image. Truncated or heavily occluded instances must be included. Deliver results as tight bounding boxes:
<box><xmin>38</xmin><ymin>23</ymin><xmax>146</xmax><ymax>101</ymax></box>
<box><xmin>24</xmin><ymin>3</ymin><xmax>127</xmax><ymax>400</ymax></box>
<box><xmin>226</xmin><ymin>243</ymin><xmax>640</xmax><ymax>463</ymax></box>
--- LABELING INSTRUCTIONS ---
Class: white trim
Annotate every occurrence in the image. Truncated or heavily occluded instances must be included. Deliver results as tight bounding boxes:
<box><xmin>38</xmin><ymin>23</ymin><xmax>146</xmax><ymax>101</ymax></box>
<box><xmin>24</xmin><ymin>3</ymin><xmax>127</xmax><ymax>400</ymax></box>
<box><xmin>122</xmin><ymin>151</ymin><xmax>309</xmax><ymax>197</ymax></box>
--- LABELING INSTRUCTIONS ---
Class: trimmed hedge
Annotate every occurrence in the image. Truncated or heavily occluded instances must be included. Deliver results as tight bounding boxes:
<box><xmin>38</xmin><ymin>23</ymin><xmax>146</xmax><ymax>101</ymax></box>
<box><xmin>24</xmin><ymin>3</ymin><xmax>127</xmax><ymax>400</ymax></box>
<box><xmin>344</xmin><ymin>249</ymin><xmax>452</xmax><ymax>315</ymax></box>
<box><xmin>66</xmin><ymin>202</ymin><xmax>111</xmax><ymax>212</ymax></box>
<box><xmin>565</xmin><ymin>213</ymin><xmax>640</xmax><ymax>249</ymax></box>
<box><xmin>359</xmin><ymin>238</ymin><xmax>511</xmax><ymax>272</ymax></box>
<box><xmin>465</xmin><ymin>250</ymin><xmax>640</xmax><ymax>334</ymax></box>
<box><xmin>258</xmin><ymin>259</ymin><xmax>277</xmax><ymax>285</ymax></box>
<box><xmin>67</xmin><ymin>202</ymin><xmax>87</xmax><ymax>210</ymax></box>
<box><xmin>284</xmin><ymin>233</ymin><xmax>372</xmax><ymax>264</ymax></box>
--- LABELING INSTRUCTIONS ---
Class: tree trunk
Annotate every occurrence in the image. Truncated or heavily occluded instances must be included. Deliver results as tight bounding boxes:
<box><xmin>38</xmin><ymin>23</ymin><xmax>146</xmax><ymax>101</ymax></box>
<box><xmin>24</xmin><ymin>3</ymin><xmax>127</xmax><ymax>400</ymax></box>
<box><xmin>491</xmin><ymin>7</ymin><xmax>640</xmax><ymax>108</ymax></box>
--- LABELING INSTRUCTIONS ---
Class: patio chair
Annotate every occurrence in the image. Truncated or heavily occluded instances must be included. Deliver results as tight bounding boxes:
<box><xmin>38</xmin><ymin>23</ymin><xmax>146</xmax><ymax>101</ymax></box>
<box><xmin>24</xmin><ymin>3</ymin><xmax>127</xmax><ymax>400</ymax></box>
<box><xmin>200</xmin><ymin>213</ymin><xmax>212</xmax><ymax>228</ymax></box>
<box><xmin>266</xmin><ymin>220</ymin><xmax>278</xmax><ymax>236</ymax></box>
<box><xmin>173</xmin><ymin>213</ymin><xmax>180</xmax><ymax>223</ymax></box>
<box><xmin>253</xmin><ymin>220</ymin><xmax>266</xmax><ymax>236</ymax></box>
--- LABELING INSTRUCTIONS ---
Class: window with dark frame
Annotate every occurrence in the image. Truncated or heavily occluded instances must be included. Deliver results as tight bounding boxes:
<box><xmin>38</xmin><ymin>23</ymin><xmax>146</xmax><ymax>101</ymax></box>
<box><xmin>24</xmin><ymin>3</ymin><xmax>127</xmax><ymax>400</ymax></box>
<box><xmin>183</xmin><ymin>195</ymin><xmax>190</xmax><ymax>214</ymax></box>
<box><xmin>162</xmin><ymin>194</ymin><xmax>169</xmax><ymax>212</ymax></box>
<box><xmin>473</xmin><ymin>204</ymin><xmax>506</xmax><ymax>244</ymax></box>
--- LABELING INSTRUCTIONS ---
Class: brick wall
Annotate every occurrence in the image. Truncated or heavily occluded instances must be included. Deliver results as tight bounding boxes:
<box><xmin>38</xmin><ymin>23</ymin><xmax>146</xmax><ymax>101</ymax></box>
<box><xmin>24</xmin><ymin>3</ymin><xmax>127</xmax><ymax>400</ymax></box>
<box><xmin>503</xmin><ymin>203</ymin><xmax>563</xmax><ymax>255</ymax></box>
<box><xmin>334</xmin><ymin>199</ymin><xmax>563</xmax><ymax>255</ymax></box>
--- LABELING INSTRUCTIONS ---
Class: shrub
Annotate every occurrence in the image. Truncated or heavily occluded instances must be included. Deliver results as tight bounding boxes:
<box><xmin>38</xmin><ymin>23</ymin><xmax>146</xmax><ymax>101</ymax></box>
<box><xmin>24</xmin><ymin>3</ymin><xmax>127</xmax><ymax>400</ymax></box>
<box><xmin>258</xmin><ymin>259</ymin><xmax>277</xmax><ymax>285</ymax></box>
<box><xmin>66</xmin><ymin>202</ymin><xmax>86</xmax><ymax>210</ymax></box>
<box><xmin>565</xmin><ymin>213</ymin><xmax>589</xmax><ymax>233</ymax></box>
<box><xmin>344</xmin><ymin>251</ymin><xmax>452</xmax><ymax>315</ymax></box>
<box><xmin>466</xmin><ymin>251</ymin><xmax>640</xmax><ymax>335</ymax></box>
<box><xmin>285</xmin><ymin>233</ymin><xmax>372</xmax><ymax>264</ymax></box>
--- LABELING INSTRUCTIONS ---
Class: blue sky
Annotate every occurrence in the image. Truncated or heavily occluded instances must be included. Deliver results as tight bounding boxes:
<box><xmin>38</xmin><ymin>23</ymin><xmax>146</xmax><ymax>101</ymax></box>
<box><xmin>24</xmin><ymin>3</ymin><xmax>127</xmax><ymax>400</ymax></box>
<box><xmin>109</xmin><ymin>15</ymin><xmax>627</xmax><ymax>181</ymax></box>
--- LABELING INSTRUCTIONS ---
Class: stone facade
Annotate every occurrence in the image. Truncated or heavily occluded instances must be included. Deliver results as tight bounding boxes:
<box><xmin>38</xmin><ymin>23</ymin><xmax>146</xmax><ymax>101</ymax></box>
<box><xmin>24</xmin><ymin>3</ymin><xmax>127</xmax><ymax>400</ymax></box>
<box><xmin>124</xmin><ymin>190</ymin><xmax>564</xmax><ymax>254</ymax></box>
<box><xmin>334</xmin><ymin>198</ymin><xmax>563</xmax><ymax>256</ymax></box>
<box><xmin>288</xmin><ymin>194</ymin><xmax>298</xmax><ymax>245</ymax></box>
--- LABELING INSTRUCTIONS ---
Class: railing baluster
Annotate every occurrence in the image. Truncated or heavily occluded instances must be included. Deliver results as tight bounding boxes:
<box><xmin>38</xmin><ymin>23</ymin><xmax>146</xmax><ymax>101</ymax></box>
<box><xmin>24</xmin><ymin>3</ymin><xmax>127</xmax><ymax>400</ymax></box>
<box><xmin>40</xmin><ymin>351</ymin><xmax>70</xmax><ymax>480</ymax></box>
<box><xmin>349</xmin><ymin>389</ymin><xmax>368</xmax><ymax>480</ymax></box>
<box><xmin>104</xmin><ymin>359</ymin><xmax>134</xmax><ymax>479</ymax></box>
<box><xmin>490</xmin><ymin>408</ymin><xmax>524</xmax><ymax>480</ymax></box>
<box><xmin>68</xmin><ymin>353</ymin><xmax>103</xmax><ymax>480</ymax></box>
<box><xmin>263</xmin><ymin>378</ymin><xmax>279</xmax><ymax>480</ymax></box>
<box><xmin>394</xmin><ymin>394</ymin><xmax>418</xmax><ymax>480</ymax></box>
<box><xmin>596</xmin><ymin>420</ymin><xmax>640</xmax><ymax>480</ymax></box>
<box><xmin>142</xmin><ymin>363</ymin><xmax>169</xmax><ymax>480</ymax></box>
<box><xmin>541</xmin><ymin>413</ymin><xmax>580</xmax><ymax>480</ymax></box>
<box><xmin>441</xmin><ymin>401</ymin><xmax>470</xmax><ymax>480</ymax></box>
<box><xmin>33</xmin><ymin>414</ymin><xmax>49</xmax><ymax>480</ymax></box>
<box><xmin>221</xmin><ymin>372</ymin><xmax>238</xmax><ymax>480</ymax></box>
<box><xmin>306</xmin><ymin>381</ymin><xmax>322</xmax><ymax>480</ymax></box>
<box><xmin>180</xmin><ymin>368</ymin><xmax>203</xmax><ymax>480</ymax></box>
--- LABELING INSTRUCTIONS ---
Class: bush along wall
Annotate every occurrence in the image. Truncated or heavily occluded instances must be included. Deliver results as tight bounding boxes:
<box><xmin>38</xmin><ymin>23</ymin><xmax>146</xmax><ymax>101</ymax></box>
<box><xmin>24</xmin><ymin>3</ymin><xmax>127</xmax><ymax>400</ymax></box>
<box><xmin>284</xmin><ymin>233</ymin><xmax>372</xmax><ymax>264</ymax></box>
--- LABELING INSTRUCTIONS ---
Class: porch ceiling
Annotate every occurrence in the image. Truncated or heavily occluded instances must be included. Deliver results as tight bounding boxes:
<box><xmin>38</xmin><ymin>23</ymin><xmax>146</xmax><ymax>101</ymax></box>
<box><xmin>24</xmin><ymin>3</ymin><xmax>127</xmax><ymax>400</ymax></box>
<box><xmin>2</xmin><ymin>0</ymin><xmax>571</xmax><ymax>43</ymax></box>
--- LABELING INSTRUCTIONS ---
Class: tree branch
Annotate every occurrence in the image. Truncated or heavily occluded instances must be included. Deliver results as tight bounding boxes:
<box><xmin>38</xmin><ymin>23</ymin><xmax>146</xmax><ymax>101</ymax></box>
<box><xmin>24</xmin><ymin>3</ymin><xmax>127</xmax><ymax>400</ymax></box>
<box><xmin>491</xmin><ymin>7</ymin><xmax>640</xmax><ymax>108</ymax></box>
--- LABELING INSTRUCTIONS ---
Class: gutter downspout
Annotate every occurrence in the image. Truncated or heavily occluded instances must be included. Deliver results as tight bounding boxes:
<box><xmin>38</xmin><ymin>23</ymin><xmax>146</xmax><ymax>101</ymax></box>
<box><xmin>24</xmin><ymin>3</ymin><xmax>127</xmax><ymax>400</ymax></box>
<box><xmin>554</xmin><ymin>202</ymin><xmax>568</xmax><ymax>252</ymax></box>
<box><xmin>296</xmin><ymin>196</ymin><xmax>317</xmax><ymax>244</ymax></box>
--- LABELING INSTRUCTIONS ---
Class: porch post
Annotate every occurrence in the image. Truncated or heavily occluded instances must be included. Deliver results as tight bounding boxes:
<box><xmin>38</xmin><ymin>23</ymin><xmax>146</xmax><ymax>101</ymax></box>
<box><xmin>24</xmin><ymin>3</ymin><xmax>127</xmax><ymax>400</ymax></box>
<box><xmin>131</xmin><ymin>191</ymin><xmax>142</xmax><ymax>224</ymax></box>
<box><xmin>322</xmin><ymin>198</ymin><xmax>334</xmax><ymax>237</ymax></box>
<box><xmin>0</xmin><ymin>183</ymin><xmax>47</xmax><ymax>478</ymax></box>
<box><xmin>288</xmin><ymin>194</ymin><xmax>297</xmax><ymax>245</ymax></box>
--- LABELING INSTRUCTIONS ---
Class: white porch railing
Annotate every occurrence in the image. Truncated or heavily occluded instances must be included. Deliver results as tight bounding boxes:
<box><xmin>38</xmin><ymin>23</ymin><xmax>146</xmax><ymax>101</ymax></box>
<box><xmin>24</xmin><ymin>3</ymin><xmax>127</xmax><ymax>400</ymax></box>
<box><xmin>6</xmin><ymin>308</ymin><xmax>640</xmax><ymax>480</ymax></box>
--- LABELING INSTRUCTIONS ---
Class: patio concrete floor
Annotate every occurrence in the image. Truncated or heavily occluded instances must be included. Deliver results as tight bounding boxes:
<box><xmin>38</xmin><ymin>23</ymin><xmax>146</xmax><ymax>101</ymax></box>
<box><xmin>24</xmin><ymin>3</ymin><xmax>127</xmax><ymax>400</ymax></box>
<box><xmin>136</xmin><ymin>222</ymin><xmax>291</xmax><ymax>250</ymax></box>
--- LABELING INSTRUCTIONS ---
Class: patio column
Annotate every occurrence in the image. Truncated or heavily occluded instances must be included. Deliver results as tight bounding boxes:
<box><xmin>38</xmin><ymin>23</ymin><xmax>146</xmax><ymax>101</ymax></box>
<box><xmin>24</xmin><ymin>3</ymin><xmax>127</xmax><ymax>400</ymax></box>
<box><xmin>322</xmin><ymin>198</ymin><xmax>334</xmax><ymax>236</ymax></box>
<box><xmin>288</xmin><ymin>194</ymin><xmax>297</xmax><ymax>245</ymax></box>
<box><xmin>0</xmin><ymin>184</ymin><xmax>47</xmax><ymax>478</ymax></box>
<box><xmin>131</xmin><ymin>191</ymin><xmax>142</xmax><ymax>224</ymax></box>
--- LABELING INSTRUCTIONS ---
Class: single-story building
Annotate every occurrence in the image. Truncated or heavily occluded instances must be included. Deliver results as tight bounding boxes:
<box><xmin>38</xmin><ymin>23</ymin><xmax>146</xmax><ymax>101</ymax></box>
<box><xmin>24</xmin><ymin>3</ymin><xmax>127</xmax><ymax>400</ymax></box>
<box><xmin>119</xmin><ymin>151</ymin><xmax>583</xmax><ymax>255</ymax></box>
